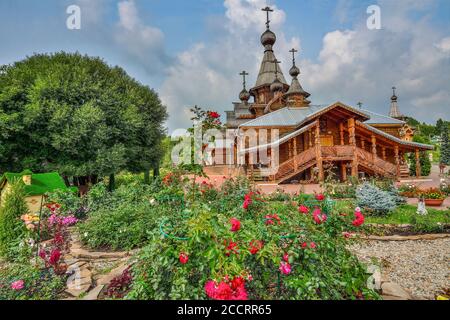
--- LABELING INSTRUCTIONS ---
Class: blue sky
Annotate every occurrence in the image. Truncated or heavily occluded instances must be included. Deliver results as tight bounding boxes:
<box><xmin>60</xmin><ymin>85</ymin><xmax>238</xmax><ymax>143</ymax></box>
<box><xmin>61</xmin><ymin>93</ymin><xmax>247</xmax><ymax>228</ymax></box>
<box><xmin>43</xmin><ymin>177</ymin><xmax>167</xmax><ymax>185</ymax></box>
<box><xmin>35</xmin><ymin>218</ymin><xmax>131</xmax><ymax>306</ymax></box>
<box><xmin>1</xmin><ymin>0</ymin><xmax>450</xmax><ymax>131</ymax></box>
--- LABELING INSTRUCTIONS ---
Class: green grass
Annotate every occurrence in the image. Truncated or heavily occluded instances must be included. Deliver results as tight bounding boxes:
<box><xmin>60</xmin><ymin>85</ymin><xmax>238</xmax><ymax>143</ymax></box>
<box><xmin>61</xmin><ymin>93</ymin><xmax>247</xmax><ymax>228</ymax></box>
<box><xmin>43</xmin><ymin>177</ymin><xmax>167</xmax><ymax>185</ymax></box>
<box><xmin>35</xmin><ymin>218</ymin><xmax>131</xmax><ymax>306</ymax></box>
<box><xmin>365</xmin><ymin>205</ymin><xmax>450</xmax><ymax>225</ymax></box>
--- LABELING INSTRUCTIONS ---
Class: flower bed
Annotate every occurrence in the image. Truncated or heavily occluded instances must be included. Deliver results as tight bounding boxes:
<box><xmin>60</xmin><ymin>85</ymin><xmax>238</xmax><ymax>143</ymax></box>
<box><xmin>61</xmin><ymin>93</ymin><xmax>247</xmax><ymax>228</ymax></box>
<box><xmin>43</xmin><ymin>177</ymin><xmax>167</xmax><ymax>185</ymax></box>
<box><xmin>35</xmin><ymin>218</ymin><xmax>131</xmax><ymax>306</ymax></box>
<box><xmin>124</xmin><ymin>177</ymin><xmax>378</xmax><ymax>300</ymax></box>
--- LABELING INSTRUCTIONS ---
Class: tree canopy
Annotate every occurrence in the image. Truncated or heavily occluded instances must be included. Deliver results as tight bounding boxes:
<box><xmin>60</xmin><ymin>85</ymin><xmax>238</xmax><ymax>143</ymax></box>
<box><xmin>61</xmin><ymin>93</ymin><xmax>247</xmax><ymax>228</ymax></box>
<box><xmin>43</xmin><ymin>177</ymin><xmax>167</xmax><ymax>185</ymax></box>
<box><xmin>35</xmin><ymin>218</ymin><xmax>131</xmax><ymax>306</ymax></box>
<box><xmin>0</xmin><ymin>52</ymin><xmax>167</xmax><ymax>180</ymax></box>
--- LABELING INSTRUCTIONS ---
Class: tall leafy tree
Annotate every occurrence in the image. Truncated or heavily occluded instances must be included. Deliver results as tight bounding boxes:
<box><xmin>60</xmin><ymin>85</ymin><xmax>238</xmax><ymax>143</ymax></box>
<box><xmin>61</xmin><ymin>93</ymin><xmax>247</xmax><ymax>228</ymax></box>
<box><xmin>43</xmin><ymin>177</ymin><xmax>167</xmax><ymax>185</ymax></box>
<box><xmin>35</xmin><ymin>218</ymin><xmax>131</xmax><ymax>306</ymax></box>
<box><xmin>441</xmin><ymin>126</ymin><xmax>450</xmax><ymax>165</ymax></box>
<box><xmin>0</xmin><ymin>53</ymin><xmax>167</xmax><ymax>185</ymax></box>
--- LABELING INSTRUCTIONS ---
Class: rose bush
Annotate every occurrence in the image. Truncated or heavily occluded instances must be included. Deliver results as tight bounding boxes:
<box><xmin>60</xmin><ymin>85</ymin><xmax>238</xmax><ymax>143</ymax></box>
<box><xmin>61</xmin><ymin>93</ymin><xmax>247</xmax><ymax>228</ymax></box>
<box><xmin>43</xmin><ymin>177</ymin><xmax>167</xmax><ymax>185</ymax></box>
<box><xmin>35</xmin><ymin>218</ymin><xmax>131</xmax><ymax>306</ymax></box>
<box><xmin>126</xmin><ymin>179</ymin><xmax>376</xmax><ymax>300</ymax></box>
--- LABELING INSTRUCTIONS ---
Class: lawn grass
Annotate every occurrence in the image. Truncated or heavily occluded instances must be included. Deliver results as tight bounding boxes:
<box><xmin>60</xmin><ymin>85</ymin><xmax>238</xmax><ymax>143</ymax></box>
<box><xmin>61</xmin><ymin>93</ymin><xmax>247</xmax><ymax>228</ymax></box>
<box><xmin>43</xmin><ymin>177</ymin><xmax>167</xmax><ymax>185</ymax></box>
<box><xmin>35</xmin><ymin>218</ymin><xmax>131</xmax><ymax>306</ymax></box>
<box><xmin>365</xmin><ymin>205</ymin><xmax>450</xmax><ymax>225</ymax></box>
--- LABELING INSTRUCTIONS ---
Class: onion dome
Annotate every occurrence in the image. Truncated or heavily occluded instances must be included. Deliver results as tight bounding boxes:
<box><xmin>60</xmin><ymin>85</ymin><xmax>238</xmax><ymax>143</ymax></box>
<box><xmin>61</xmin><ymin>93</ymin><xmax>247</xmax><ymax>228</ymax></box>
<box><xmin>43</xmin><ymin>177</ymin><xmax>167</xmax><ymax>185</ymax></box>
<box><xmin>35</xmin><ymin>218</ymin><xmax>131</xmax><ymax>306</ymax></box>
<box><xmin>289</xmin><ymin>65</ymin><xmax>300</xmax><ymax>78</ymax></box>
<box><xmin>239</xmin><ymin>88</ymin><xmax>250</xmax><ymax>102</ymax></box>
<box><xmin>270</xmin><ymin>77</ymin><xmax>283</xmax><ymax>93</ymax></box>
<box><xmin>261</xmin><ymin>29</ymin><xmax>276</xmax><ymax>51</ymax></box>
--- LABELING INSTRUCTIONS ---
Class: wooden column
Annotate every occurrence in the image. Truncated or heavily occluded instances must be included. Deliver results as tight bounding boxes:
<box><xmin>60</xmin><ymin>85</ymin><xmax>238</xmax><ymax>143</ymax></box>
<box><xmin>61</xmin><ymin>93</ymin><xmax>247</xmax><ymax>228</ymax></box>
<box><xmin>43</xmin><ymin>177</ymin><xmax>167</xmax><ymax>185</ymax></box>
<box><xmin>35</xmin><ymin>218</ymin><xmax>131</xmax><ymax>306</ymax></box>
<box><xmin>361</xmin><ymin>139</ymin><xmax>365</xmax><ymax>150</ymax></box>
<box><xmin>394</xmin><ymin>146</ymin><xmax>400</xmax><ymax>178</ymax></box>
<box><xmin>308</xmin><ymin>130</ymin><xmax>313</xmax><ymax>148</ymax></box>
<box><xmin>339</xmin><ymin>122</ymin><xmax>345</xmax><ymax>145</ymax></box>
<box><xmin>415</xmin><ymin>148</ymin><xmax>421</xmax><ymax>177</ymax></box>
<box><xmin>348</xmin><ymin>118</ymin><xmax>358</xmax><ymax>177</ymax></box>
<box><xmin>371</xmin><ymin>135</ymin><xmax>377</xmax><ymax>159</ymax></box>
<box><xmin>382</xmin><ymin>147</ymin><xmax>386</xmax><ymax>161</ymax></box>
<box><xmin>341</xmin><ymin>162</ymin><xmax>347</xmax><ymax>182</ymax></box>
<box><xmin>293</xmin><ymin>138</ymin><xmax>298</xmax><ymax>169</ymax></box>
<box><xmin>315</xmin><ymin>120</ymin><xmax>324</xmax><ymax>181</ymax></box>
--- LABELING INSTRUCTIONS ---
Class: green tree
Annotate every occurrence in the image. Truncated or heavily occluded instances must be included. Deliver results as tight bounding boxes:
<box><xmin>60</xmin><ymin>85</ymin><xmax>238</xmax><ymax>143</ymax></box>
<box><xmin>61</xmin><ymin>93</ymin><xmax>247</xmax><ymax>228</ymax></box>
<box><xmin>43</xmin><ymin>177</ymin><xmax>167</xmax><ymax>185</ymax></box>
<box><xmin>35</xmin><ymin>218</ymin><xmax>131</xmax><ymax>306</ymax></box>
<box><xmin>409</xmin><ymin>151</ymin><xmax>431</xmax><ymax>177</ymax></box>
<box><xmin>0</xmin><ymin>180</ymin><xmax>28</xmax><ymax>260</ymax></box>
<box><xmin>0</xmin><ymin>53</ymin><xmax>167</xmax><ymax>187</ymax></box>
<box><xmin>441</xmin><ymin>126</ymin><xmax>450</xmax><ymax>165</ymax></box>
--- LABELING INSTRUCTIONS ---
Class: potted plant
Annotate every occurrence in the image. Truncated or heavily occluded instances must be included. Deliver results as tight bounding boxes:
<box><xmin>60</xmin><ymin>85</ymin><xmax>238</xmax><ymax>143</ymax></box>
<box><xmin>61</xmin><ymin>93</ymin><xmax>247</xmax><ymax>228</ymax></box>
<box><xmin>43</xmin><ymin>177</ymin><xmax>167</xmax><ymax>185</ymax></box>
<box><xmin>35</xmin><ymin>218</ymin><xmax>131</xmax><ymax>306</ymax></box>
<box><xmin>419</xmin><ymin>188</ymin><xmax>446</xmax><ymax>206</ymax></box>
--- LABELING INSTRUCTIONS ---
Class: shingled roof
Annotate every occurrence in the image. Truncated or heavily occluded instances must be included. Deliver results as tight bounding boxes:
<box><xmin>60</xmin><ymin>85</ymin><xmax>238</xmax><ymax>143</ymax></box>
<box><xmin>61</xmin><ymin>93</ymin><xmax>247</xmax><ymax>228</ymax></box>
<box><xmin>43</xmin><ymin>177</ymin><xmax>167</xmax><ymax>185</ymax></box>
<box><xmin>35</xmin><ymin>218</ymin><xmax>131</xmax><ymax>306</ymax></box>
<box><xmin>239</xmin><ymin>102</ymin><xmax>370</xmax><ymax>128</ymax></box>
<box><xmin>251</xmin><ymin>50</ymin><xmax>288</xmax><ymax>90</ymax></box>
<box><xmin>362</xmin><ymin>109</ymin><xmax>405</xmax><ymax>125</ymax></box>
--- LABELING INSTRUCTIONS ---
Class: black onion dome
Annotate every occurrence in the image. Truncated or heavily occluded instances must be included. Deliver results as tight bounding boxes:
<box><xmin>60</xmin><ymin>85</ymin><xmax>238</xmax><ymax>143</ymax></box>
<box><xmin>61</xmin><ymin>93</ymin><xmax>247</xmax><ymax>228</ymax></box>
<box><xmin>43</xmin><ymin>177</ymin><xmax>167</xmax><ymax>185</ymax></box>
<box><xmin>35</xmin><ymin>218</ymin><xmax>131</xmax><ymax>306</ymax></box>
<box><xmin>261</xmin><ymin>29</ymin><xmax>276</xmax><ymax>49</ymax></box>
<box><xmin>270</xmin><ymin>78</ymin><xmax>283</xmax><ymax>92</ymax></box>
<box><xmin>239</xmin><ymin>89</ymin><xmax>250</xmax><ymax>102</ymax></box>
<box><xmin>289</xmin><ymin>65</ymin><xmax>300</xmax><ymax>78</ymax></box>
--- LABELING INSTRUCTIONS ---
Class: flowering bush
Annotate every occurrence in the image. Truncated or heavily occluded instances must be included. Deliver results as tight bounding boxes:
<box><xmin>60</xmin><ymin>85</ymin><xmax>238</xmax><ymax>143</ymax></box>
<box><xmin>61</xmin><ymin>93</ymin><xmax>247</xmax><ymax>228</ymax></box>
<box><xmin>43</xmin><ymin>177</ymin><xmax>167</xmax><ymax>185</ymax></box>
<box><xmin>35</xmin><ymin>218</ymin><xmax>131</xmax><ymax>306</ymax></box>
<box><xmin>127</xmin><ymin>181</ymin><xmax>376</xmax><ymax>300</ymax></box>
<box><xmin>0</xmin><ymin>263</ymin><xmax>65</xmax><ymax>300</ymax></box>
<box><xmin>105</xmin><ymin>267</ymin><xmax>133</xmax><ymax>299</ymax></box>
<box><xmin>419</xmin><ymin>188</ymin><xmax>446</xmax><ymax>200</ymax></box>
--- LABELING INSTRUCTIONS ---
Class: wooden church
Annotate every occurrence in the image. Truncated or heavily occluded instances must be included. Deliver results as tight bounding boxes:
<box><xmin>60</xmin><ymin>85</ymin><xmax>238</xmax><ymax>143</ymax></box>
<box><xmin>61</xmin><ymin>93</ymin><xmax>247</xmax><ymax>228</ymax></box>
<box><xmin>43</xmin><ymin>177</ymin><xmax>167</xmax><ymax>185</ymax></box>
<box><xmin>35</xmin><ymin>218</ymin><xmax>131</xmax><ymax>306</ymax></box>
<box><xmin>207</xmin><ymin>7</ymin><xmax>433</xmax><ymax>183</ymax></box>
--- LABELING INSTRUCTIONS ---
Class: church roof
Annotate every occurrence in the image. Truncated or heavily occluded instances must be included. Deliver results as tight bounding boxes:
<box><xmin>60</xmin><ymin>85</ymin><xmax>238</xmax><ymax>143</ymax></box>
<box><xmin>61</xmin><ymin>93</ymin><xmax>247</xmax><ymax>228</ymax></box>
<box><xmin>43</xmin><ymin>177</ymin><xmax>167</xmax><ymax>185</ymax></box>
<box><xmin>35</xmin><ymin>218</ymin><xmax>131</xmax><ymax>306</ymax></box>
<box><xmin>362</xmin><ymin>109</ymin><xmax>405</xmax><ymax>125</ymax></box>
<box><xmin>239</xmin><ymin>102</ymin><xmax>369</xmax><ymax>128</ymax></box>
<box><xmin>252</xmin><ymin>50</ymin><xmax>288</xmax><ymax>90</ymax></box>
<box><xmin>356</xmin><ymin>121</ymin><xmax>434</xmax><ymax>150</ymax></box>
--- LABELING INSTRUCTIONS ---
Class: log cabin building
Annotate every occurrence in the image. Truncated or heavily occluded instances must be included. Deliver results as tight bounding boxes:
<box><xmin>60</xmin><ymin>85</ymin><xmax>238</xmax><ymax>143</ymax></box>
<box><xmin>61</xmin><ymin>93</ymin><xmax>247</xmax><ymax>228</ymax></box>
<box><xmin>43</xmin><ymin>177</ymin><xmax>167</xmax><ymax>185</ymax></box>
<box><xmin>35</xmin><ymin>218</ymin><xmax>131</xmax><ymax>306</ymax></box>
<box><xmin>206</xmin><ymin>7</ymin><xmax>433</xmax><ymax>183</ymax></box>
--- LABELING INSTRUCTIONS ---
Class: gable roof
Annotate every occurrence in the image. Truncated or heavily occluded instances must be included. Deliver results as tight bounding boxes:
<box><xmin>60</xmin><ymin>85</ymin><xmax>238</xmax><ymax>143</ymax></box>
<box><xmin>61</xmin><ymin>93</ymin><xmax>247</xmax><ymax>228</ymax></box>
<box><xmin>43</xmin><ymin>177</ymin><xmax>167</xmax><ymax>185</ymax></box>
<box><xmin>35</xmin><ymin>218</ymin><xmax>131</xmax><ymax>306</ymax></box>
<box><xmin>356</xmin><ymin>121</ymin><xmax>434</xmax><ymax>150</ymax></box>
<box><xmin>0</xmin><ymin>171</ymin><xmax>72</xmax><ymax>196</ymax></box>
<box><xmin>362</xmin><ymin>109</ymin><xmax>405</xmax><ymax>125</ymax></box>
<box><xmin>239</xmin><ymin>102</ymin><xmax>370</xmax><ymax>128</ymax></box>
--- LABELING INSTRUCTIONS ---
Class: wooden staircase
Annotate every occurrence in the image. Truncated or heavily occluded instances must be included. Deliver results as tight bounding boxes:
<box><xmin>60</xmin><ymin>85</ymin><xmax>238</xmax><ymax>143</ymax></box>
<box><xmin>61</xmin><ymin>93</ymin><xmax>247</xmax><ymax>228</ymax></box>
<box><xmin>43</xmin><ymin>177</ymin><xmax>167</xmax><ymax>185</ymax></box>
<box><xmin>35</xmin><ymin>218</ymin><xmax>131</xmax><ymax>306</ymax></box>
<box><xmin>399</xmin><ymin>164</ymin><xmax>410</xmax><ymax>179</ymax></box>
<box><xmin>273</xmin><ymin>148</ymin><xmax>316</xmax><ymax>183</ymax></box>
<box><xmin>247</xmin><ymin>168</ymin><xmax>264</xmax><ymax>181</ymax></box>
<box><xmin>355</xmin><ymin>148</ymin><xmax>397</xmax><ymax>178</ymax></box>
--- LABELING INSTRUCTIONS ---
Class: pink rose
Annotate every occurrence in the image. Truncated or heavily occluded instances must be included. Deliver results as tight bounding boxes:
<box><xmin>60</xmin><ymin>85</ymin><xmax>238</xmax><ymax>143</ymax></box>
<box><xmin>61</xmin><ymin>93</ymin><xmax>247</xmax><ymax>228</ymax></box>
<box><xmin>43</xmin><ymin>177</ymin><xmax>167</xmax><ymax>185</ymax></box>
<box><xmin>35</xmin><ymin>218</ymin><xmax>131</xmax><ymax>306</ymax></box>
<box><xmin>11</xmin><ymin>280</ymin><xmax>24</xmax><ymax>291</ymax></box>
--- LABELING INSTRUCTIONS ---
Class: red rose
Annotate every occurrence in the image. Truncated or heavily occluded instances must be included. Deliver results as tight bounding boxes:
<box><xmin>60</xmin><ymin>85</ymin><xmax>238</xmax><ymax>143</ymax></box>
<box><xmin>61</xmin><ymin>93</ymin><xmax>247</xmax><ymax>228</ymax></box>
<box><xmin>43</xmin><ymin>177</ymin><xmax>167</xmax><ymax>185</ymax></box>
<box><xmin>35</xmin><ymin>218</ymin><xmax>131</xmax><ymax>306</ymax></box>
<box><xmin>315</xmin><ymin>194</ymin><xmax>325</xmax><ymax>201</ymax></box>
<box><xmin>225</xmin><ymin>240</ymin><xmax>239</xmax><ymax>256</ymax></box>
<box><xmin>249</xmin><ymin>240</ymin><xmax>263</xmax><ymax>255</ymax></box>
<box><xmin>312</xmin><ymin>208</ymin><xmax>327</xmax><ymax>224</ymax></box>
<box><xmin>179</xmin><ymin>252</ymin><xmax>189</xmax><ymax>264</ymax></box>
<box><xmin>352</xmin><ymin>211</ymin><xmax>365</xmax><ymax>227</ymax></box>
<box><xmin>230</xmin><ymin>218</ymin><xmax>241</xmax><ymax>232</ymax></box>
<box><xmin>49</xmin><ymin>249</ymin><xmax>61</xmax><ymax>266</ymax></box>
<box><xmin>298</xmin><ymin>205</ymin><xmax>309</xmax><ymax>214</ymax></box>
<box><xmin>309</xmin><ymin>242</ymin><xmax>317</xmax><ymax>249</ymax></box>
<box><xmin>208</xmin><ymin>111</ymin><xmax>220</xmax><ymax>119</ymax></box>
<box><xmin>301</xmin><ymin>242</ymin><xmax>308</xmax><ymax>248</ymax></box>
<box><xmin>283</xmin><ymin>253</ymin><xmax>289</xmax><ymax>262</ymax></box>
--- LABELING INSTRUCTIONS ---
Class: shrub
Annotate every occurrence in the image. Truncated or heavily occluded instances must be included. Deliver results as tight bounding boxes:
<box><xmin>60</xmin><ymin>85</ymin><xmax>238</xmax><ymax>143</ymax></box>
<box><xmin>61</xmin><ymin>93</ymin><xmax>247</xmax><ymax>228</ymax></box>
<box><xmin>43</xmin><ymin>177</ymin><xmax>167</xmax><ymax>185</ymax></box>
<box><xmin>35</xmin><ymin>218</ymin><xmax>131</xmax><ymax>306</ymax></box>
<box><xmin>356</xmin><ymin>183</ymin><xmax>397</xmax><ymax>215</ymax></box>
<box><xmin>409</xmin><ymin>151</ymin><xmax>431</xmax><ymax>177</ymax></box>
<box><xmin>126</xmin><ymin>186</ymin><xmax>378</xmax><ymax>300</ymax></box>
<box><xmin>0</xmin><ymin>263</ymin><xmax>65</xmax><ymax>300</ymax></box>
<box><xmin>0</xmin><ymin>180</ymin><xmax>29</xmax><ymax>261</ymax></box>
<box><xmin>46</xmin><ymin>188</ymin><xmax>87</xmax><ymax>219</ymax></box>
<box><xmin>78</xmin><ymin>181</ymin><xmax>168</xmax><ymax>250</ymax></box>
<box><xmin>419</xmin><ymin>188</ymin><xmax>446</xmax><ymax>200</ymax></box>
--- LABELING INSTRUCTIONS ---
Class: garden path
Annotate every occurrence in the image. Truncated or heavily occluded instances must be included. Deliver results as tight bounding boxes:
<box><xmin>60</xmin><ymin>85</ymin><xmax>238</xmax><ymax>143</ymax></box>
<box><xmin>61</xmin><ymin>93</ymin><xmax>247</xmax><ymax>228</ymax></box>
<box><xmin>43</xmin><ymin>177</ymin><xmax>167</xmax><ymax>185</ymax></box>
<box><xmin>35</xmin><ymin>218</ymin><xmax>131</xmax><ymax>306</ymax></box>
<box><xmin>62</xmin><ymin>231</ymin><xmax>132</xmax><ymax>300</ymax></box>
<box><xmin>349</xmin><ymin>238</ymin><xmax>450</xmax><ymax>300</ymax></box>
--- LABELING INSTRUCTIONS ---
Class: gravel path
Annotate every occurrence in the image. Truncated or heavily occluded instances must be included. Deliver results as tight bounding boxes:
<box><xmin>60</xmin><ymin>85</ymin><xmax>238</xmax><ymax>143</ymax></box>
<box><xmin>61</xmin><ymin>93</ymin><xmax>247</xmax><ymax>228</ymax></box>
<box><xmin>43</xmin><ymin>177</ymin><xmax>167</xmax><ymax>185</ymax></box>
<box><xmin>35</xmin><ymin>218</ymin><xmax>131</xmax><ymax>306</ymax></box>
<box><xmin>348</xmin><ymin>238</ymin><xmax>450</xmax><ymax>300</ymax></box>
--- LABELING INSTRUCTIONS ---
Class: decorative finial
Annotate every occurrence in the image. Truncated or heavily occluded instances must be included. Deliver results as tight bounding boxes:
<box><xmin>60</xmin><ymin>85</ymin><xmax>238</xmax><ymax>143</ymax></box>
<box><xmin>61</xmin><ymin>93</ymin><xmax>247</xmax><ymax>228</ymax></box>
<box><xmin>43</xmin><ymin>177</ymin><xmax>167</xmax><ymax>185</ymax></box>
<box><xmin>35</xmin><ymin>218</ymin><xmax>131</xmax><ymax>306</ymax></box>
<box><xmin>262</xmin><ymin>6</ymin><xmax>274</xmax><ymax>30</ymax></box>
<box><xmin>270</xmin><ymin>59</ymin><xmax>283</xmax><ymax>93</ymax></box>
<box><xmin>239</xmin><ymin>70</ymin><xmax>249</xmax><ymax>89</ymax></box>
<box><xmin>239</xmin><ymin>71</ymin><xmax>250</xmax><ymax>103</ymax></box>
<box><xmin>357</xmin><ymin>102</ymin><xmax>363</xmax><ymax>109</ymax></box>
<box><xmin>289</xmin><ymin>48</ymin><xmax>298</xmax><ymax>66</ymax></box>
<box><xmin>391</xmin><ymin>86</ymin><xmax>398</xmax><ymax>102</ymax></box>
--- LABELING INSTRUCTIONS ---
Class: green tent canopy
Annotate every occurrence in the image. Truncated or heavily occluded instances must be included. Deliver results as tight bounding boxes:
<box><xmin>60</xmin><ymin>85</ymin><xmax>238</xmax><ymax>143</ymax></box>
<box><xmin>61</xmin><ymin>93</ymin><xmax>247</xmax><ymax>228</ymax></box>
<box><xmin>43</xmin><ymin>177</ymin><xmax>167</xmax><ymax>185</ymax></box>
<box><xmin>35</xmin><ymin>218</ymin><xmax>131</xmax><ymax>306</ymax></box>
<box><xmin>0</xmin><ymin>170</ymin><xmax>76</xmax><ymax>196</ymax></box>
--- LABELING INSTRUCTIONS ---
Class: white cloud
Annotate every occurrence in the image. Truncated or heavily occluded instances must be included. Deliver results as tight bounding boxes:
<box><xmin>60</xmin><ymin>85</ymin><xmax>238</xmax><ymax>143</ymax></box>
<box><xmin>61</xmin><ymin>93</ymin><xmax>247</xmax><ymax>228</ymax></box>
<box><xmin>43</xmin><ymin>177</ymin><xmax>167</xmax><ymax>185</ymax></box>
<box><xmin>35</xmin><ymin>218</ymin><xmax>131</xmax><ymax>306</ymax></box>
<box><xmin>74</xmin><ymin>0</ymin><xmax>106</xmax><ymax>25</ymax></box>
<box><xmin>436</xmin><ymin>37</ymin><xmax>450</xmax><ymax>54</ymax></box>
<box><xmin>300</xmin><ymin>0</ymin><xmax>450</xmax><ymax>122</ymax></box>
<box><xmin>161</xmin><ymin>0</ymin><xmax>300</xmax><ymax>131</ymax></box>
<box><xmin>161</xmin><ymin>0</ymin><xmax>450</xmax><ymax>131</ymax></box>
<box><xmin>115</xmin><ymin>0</ymin><xmax>169</xmax><ymax>75</ymax></box>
